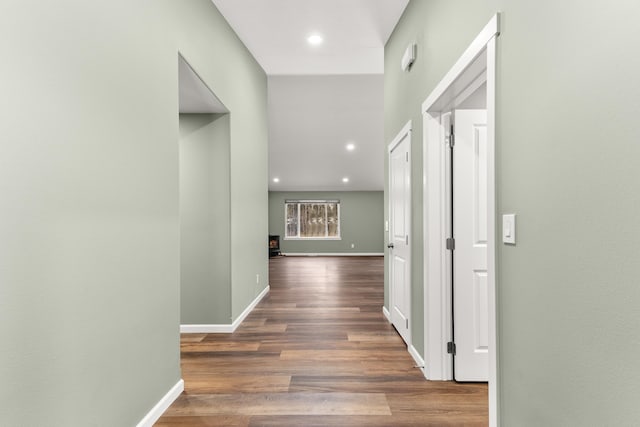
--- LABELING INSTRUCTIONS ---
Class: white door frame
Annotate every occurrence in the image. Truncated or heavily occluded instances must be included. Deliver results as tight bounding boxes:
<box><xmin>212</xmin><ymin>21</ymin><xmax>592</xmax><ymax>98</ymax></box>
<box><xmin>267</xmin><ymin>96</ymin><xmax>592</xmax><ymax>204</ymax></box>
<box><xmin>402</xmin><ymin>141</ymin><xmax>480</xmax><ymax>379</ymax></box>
<box><xmin>422</xmin><ymin>14</ymin><xmax>500</xmax><ymax>427</ymax></box>
<box><xmin>387</xmin><ymin>120</ymin><xmax>412</xmax><ymax>346</ymax></box>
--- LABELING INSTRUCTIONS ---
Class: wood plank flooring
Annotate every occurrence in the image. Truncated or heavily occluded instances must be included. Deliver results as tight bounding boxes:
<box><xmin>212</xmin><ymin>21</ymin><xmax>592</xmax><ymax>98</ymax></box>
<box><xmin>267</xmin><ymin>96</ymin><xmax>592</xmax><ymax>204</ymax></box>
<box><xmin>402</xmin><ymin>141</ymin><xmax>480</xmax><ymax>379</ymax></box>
<box><xmin>156</xmin><ymin>256</ymin><xmax>487</xmax><ymax>426</ymax></box>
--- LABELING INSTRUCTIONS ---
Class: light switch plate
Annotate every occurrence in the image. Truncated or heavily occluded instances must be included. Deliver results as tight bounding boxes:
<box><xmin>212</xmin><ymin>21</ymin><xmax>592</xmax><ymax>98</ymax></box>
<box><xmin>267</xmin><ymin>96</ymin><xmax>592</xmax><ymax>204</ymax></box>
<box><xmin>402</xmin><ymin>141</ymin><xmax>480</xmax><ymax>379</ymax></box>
<box><xmin>502</xmin><ymin>214</ymin><xmax>516</xmax><ymax>244</ymax></box>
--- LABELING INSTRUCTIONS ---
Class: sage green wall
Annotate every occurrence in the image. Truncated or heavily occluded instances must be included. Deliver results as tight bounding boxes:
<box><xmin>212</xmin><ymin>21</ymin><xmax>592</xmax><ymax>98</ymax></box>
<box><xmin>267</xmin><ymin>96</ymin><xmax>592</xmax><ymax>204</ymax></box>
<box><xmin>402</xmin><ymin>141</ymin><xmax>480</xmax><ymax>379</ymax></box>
<box><xmin>386</xmin><ymin>0</ymin><xmax>640</xmax><ymax>425</ymax></box>
<box><xmin>180</xmin><ymin>114</ymin><xmax>231</xmax><ymax>324</ymax></box>
<box><xmin>269</xmin><ymin>192</ymin><xmax>384</xmax><ymax>254</ymax></box>
<box><xmin>0</xmin><ymin>1</ymin><xmax>267</xmax><ymax>426</ymax></box>
<box><xmin>384</xmin><ymin>0</ymin><xmax>494</xmax><ymax>360</ymax></box>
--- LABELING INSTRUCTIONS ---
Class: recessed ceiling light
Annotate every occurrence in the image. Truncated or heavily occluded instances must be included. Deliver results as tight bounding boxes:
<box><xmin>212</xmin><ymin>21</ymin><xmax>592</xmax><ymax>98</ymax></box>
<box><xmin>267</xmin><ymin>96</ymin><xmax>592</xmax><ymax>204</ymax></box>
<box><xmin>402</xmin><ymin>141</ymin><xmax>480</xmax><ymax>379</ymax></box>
<box><xmin>346</xmin><ymin>143</ymin><xmax>356</xmax><ymax>151</ymax></box>
<box><xmin>307</xmin><ymin>33</ymin><xmax>323</xmax><ymax>46</ymax></box>
<box><xmin>342</xmin><ymin>177</ymin><xmax>349</xmax><ymax>183</ymax></box>
<box><xmin>273</xmin><ymin>177</ymin><xmax>280</xmax><ymax>183</ymax></box>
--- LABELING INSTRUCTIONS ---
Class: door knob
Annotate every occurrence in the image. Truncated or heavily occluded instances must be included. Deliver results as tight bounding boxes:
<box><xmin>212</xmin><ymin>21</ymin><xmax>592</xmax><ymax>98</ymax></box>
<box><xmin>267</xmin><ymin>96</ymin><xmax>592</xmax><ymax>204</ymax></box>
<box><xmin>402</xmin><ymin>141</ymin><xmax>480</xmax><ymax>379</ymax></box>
<box><xmin>387</xmin><ymin>243</ymin><xmax>394</xmax><ymax>249</ymax></box>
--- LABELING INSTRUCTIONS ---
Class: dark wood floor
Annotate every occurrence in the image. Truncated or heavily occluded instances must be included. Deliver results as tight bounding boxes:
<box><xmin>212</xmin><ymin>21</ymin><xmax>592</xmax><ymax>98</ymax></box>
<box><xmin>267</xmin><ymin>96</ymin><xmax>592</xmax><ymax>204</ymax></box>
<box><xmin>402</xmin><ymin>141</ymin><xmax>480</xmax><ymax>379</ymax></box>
<box><xmin>156</xmin><ymin>256</ymin><xmax>487</xmax><ymax>426</ymax></box>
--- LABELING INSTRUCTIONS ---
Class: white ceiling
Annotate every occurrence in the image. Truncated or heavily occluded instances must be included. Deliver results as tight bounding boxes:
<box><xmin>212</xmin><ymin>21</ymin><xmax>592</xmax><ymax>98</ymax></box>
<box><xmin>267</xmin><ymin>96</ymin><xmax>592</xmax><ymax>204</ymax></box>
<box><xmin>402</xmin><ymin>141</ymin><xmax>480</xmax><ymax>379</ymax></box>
<box><xmin>269</xmin><ymin>75</ymin><xmax>384</xmax><ymax>191</ymax></box>
<box><xmin>211</xmin><ymin>0</ymin><xmax>409</xmax><ymax>191</ymax></box>
<box><xmin>212</xmin><ymin>0</ymin><xmax>408</xmax><ymax>75</ymax></box>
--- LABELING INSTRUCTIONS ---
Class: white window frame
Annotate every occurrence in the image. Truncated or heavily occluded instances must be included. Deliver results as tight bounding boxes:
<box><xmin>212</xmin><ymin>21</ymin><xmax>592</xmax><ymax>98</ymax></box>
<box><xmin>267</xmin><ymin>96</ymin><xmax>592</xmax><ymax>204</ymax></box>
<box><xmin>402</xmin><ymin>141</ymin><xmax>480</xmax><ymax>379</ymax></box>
<box><xmin>284</xmin><ymin>200</ymin><xmax>341</xmax><ymax>240</ymax></box>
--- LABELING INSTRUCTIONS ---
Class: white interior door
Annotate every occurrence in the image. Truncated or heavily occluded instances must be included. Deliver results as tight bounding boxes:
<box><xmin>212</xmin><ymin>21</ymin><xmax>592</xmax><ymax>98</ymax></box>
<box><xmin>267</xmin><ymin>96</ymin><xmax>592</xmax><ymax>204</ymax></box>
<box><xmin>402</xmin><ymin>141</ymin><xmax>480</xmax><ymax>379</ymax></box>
<box><xmin>389</xmin><ymin>125</ymin><xmax>411</xmax><ymax>345</ymax></box>
<box><xmin>453</xmin><ymin>109</ymin><xmax>489</xmax><ymax>381</ymax></box>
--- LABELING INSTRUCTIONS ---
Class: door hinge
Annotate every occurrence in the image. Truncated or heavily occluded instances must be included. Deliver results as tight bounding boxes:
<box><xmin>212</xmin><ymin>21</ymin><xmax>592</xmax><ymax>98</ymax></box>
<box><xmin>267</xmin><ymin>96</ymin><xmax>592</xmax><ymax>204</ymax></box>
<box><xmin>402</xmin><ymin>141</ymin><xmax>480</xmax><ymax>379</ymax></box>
<box><xmin>450</xmin><ymin>124</ymin><xmax>455</xmax><ymax>147</ymax></box>
<box><xmin>446</xmin><ymin>124</ymin><xmax>455</xmax><ymax>148</ymax></box>
<box><xmin>406</xmin><ymin>152</ymin><xmax>409</xmax><ymax>162</ymax></box>
<box><xmin>406</xmin><ymin>319</ymin><xmax>409</xmax><ymax>329</ymax></box>
<box><xmin>447</xmin><ymin>341</ymin><xmax>456</xmax><ymax>355</ymax></box>
<box><xmin>446</xmin><ymin>237</ymin><xmax>455</xmax><ymax>250</ymax></box>
<box><xmin>405</xmin><ymin>235</ymin><xmax>409</xmax><ymax>245</ymax></box>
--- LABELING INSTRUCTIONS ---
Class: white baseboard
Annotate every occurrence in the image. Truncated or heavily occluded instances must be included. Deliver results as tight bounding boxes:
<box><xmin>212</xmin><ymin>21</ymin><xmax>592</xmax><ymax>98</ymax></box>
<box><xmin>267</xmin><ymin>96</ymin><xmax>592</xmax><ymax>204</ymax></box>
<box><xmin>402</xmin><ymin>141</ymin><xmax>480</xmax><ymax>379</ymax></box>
<box><xmin>382</xmin><ymin>306</ymin><xmax>391</xmax><ymax>322</ymax></box>
<box><xmin>231</xmin><ymin>285</ymin><xmax>270</xmax><ymax>330</ymax></box>
<box><xmin>180</xmin><ymin>286</ymin><xmax>269</xmax><ymax>334</ymax></box>
<box><xmin>180</xmin><ymin>323</ymin><xmax>234</xmax><ymax>333</ymax></box>
<box><xmin>382</xmin><ymin>307</ymin><xmax>424</xmax><ymax>376</ymax></box>
<box><xmin>281</xmin><ymin>253</ymin><xmax>384</xmax><ymax>257</ymax></box>
<box><xmin>136</xmin><ymin>379</ymin><xmax>184</xmax><ymax>427</ymax></box>
<box><xmin>409</xmin><ymin>345</ymin><xmax>427</xmax><ymax>377</ymax></box>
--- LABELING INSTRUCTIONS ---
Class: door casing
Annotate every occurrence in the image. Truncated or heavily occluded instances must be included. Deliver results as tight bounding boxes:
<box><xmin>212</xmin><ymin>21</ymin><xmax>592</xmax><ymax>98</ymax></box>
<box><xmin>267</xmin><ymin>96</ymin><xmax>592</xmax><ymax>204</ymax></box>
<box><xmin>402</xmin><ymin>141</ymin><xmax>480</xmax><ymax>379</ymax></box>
<box><xmin>387</xmin><ymin>120</ymin><xmax>412</xmax><ymax>347</ymax></box>
<box><xmin>422</xmin><ymin>14</ymin><xmax>500</xmax><ymax>427</ymax></box>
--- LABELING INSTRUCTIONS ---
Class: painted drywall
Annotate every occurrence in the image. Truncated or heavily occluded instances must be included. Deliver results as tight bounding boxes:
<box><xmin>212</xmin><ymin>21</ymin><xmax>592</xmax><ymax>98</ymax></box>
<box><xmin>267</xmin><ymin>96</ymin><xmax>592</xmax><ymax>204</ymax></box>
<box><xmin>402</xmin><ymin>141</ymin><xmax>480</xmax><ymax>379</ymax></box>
<box><xmin>386</xmin><ymin>0</ymin><xmax>640</xmax><ymax>424</ymax></box>
<box><xmin>458</xmin><ymin>82</ymin><xmax>487</xmax><ymax>110</ymax></box>
<box><xmin>180</xmin><ymin>114</ymin><xmax>231</xmax><ymax>324</ymax></box>
<box><xmin>384</xmin><ymin>0</ymin><xmax>495</xmax><ymax>361</ymax></box>
<box><xmin>268</xmin><ymin>75</ymin><xmax>384</xmax><ymax>192</ymax></box>
<box><xmin>0</xmin><ymin>1</ymin><xmax>267</xmax><ymax>425</ymax></box>
<box><xmin>493</xmin><ymin>1</ymin><xmax>640</xmax><ymax>424</ymax></box>
<box><xmin>269</xmin><ymin>192</ymin><xmax>384</xmax><ymax>254</ymax></box>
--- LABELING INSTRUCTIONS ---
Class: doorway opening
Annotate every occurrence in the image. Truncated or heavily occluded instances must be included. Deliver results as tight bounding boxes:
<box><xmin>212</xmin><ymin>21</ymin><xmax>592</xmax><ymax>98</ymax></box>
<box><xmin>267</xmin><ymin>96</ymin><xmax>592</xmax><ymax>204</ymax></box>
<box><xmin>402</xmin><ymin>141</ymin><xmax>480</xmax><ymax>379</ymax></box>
<box><xmin>422</xmin><ymin>14</ymin><xmax>500</xmax><ymax>427</ymax></box>
<box><xmin>178</xmin><ymin>54</ymin><xmax>232</xmax><ymax>328</ymax></box>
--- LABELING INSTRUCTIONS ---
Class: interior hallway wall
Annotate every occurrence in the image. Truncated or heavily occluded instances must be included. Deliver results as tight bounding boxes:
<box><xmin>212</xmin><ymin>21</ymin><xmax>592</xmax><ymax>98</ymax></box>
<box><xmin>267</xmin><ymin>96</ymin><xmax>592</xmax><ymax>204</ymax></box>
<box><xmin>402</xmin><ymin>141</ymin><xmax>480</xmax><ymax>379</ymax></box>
<box><xmin>386</xmin><ymin>0</ymin><xmax>640</xmax><ymax>424</ymax></box>
<box><xmin>0</xmin><ymin>1</ymin><xmax>268</xmax><ymax>425</ymax></box>
<box><xmin>180</xmin><ymin>114</ymin><xmax>231</xmax><ymax>325</ymax></box>
<box><xmin>384</xmin><ymin>0</ymin><xmax>494</xmax><ymax>362</ymax></box>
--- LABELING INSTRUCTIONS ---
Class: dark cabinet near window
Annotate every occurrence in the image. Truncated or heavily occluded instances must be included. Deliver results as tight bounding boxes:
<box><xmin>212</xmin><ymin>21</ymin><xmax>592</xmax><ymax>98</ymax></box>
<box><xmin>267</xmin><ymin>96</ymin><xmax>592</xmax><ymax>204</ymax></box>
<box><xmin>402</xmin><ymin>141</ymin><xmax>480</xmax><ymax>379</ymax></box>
<box><xmin>269</xmin><ymin>235</ymin><xmax>280</xmax><ymax>257</ymax></box>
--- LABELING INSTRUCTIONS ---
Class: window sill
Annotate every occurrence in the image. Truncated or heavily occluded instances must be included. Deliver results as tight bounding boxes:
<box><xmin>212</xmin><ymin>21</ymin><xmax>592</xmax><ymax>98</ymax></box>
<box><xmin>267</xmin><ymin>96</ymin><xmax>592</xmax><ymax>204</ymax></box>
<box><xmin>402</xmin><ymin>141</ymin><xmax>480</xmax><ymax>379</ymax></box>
<box><xmin>284</xmin><ymin>237</ymin><xmax>342</xmax><ymax>241</ymax></box>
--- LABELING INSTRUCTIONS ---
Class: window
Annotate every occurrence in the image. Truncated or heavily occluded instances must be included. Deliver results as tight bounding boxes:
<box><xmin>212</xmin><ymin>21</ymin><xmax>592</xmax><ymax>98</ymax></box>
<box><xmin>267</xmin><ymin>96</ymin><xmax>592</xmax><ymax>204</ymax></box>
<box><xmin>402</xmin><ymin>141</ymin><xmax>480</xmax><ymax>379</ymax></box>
<box><xmin>285</xmin><ymin>200</ymin><xmax>340</xmax><ymax>239</ymax></box>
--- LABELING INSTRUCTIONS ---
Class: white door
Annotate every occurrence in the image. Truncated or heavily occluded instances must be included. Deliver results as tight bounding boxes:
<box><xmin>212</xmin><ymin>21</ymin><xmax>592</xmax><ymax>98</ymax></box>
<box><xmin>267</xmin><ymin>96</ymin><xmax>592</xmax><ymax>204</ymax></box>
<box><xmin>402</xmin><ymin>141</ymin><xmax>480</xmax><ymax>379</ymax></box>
<box><xmin>388</xmin><ymin>125</ymin><xmax>411</xmax><ymax>345</ymax></box>
<box><xmin>453</xmin><ymin>109</ymin><xmax>489</xmax><ymax>381</ymax></box>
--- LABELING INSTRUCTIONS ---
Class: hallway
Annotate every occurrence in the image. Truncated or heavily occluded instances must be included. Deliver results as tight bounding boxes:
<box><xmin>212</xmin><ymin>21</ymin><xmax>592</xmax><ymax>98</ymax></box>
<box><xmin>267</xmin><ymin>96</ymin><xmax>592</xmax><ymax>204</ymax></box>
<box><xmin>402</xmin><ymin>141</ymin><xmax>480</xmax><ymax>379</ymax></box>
<box><xmin>156</xmin><ymin>256</ymin><xmax>487</xmax><ymax>426</ymax></box>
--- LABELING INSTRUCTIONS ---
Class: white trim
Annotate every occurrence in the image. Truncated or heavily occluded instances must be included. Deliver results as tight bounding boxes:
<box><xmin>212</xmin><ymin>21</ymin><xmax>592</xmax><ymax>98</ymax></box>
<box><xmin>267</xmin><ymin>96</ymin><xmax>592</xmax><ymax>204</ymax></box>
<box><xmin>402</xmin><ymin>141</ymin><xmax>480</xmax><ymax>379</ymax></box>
<box><xmin>136</xmin><ymin>379</ymin><xmax>184</xmax><ymax>427</ymax></box>
<box><xmin>486</xmin><ymin>33</ymin><xmax>499</xmax><ymax>427</ymax></box>
<box><xmin>232</xmin><ymin>285</ymin><xmax>270</xmax><ymax>329</ymax></box>
<box><xmin>284</xmin><ymin>201</ymin><xmax>342</xmax><ymax>240</ymax></box>
<box><xmin>180</xmin><ymin>286</ymin><xmax>270</xmax><ymax>334</ymax></box>
<box><xmin>388</xmin><ymin>121</ymin><xmax>413</xmax><ymax>153</ymax></box>
<box><xmin>180</xmin><ymin>323</ymin><xmax>234</xmax><ymax>333</ymax></box>
<box><xmin>281</xmin><ymin>252</ymin><xmax>384</xmax><ymax>257</ymax></box>
<box><xmin>423</xmin><ymin>112</ymin><xmax>453</xmax><ymax>381</ymax></box>
<box><xmin>284</xmin><ymin>237</ymin><xmax>342</xmax><ymax>241</ymax></box>
<box><xmin>453</xmin><ymin>69</ymin><xmax>487</xmax><ymax>111</ymax></box>
<box><xmin>284</xmin><ymin>199</ymin><xmax>340</xmax><ymax>203</ymax></box>
<box><xmin>421</xmin><ymin>13</ymin><xmax>500</xmax><ymax>427</ymax></box>
<box><xmin>421</xmin><ymin>14</ymin><xmax>500</xmax><ymax>113</ymax></box>
<box><xmin>387</xmin><ymin>120</ymin><xmax>412</xmax><ymax>348</ymax></box>
<box><xmin>408</xmin><ymin>345</ymin><xmax>426</xmax><ymax>377</ymax></box>
<box><xmin>382</xmin><ymin>306</ymin><xmax>391</xmax><ymax>322</ymax></box>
